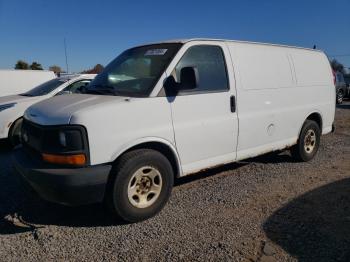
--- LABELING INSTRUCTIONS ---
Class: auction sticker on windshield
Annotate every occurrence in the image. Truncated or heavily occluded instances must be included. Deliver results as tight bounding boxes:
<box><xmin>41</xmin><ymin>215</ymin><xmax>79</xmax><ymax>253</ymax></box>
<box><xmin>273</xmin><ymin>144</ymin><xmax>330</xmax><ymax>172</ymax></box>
<box><xmin>145</xmin><ymin>49</ymin><xmax>168</xmax><ymax>56</ymax></box>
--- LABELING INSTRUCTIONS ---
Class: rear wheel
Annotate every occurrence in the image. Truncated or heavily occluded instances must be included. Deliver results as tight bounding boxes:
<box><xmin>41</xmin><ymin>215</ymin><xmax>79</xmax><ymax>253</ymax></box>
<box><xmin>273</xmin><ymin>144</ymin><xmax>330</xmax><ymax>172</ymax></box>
<box><xmin>291</xmin><ymin>120</ymin><xmax>320</xmax><ymax>162</ymax></box>
<box><xmin>336</xmin><ymin>90</ymin><xmax>344</xmax><ymax>104</ymax></box>
<box><xmin>9</xmin><ymin>118</ymin><xmax>23</xmax><ymax>147</ymax></box>
<box><xmin>106</xmin><ymin>149</ymin><xmax>174</xmax><ymax>223</ymax></box>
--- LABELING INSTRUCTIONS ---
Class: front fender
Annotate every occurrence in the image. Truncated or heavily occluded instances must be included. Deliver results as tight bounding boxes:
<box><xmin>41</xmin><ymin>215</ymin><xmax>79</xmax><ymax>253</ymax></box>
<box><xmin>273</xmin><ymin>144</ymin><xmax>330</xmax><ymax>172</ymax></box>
<box><xmin>110</xmin><ymin>137</ymin><xmax>183</xmax><ymax>177</ymax></box>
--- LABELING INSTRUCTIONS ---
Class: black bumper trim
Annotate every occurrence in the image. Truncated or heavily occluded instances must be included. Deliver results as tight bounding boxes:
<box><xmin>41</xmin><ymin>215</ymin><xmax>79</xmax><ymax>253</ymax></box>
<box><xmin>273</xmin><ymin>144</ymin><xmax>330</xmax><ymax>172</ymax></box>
<box><xmin>12</xmin><ymin>148</ymin><xmax>112</xmax><ymax>206</ymax></box>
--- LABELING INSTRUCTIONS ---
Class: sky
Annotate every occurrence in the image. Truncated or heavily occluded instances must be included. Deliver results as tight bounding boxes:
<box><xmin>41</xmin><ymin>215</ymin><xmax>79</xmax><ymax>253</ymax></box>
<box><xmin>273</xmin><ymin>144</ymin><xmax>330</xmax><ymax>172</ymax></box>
<box><xmin>0</xmin><ymin>0</ymin><xmax>349</xmax><ymax>73</ymax></box>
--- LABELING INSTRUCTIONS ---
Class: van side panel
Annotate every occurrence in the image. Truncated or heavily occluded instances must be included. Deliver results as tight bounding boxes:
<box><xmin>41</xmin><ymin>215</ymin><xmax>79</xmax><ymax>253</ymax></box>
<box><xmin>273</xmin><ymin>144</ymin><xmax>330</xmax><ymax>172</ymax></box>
<box><xmin>227</xmin><ymin>42</ymin><xmax>334</xmax><ymax>160</ymax></box>
<box><xmin>290</xmin><ymin>49</ymin><xmax>335</xmax><ymax>133</ymax></box>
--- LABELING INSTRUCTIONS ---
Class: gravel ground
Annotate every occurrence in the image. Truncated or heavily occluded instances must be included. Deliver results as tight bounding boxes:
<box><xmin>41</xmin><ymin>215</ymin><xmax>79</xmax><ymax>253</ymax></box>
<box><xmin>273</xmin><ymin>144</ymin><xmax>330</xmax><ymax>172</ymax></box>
<box><xmin>0</xmin><ymin>102</ymin><xmax>349</xmax><ymax>262</ymax></box>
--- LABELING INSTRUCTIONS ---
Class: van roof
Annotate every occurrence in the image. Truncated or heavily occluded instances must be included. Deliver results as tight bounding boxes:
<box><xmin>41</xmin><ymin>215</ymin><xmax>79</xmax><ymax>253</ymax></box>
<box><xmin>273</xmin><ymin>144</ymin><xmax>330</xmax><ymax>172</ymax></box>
<box><xmin>141</xmin><ymin>38</ymin><xmax>324</xmax><ymax>53</ymax></box>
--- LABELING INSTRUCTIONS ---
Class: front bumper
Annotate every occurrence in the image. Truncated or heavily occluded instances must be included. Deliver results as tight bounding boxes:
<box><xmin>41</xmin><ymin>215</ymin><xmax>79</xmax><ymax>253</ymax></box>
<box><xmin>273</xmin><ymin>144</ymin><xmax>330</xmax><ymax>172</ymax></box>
<box><xmin>12</xmin><ymin>147</ymin><xmax>112</xmax><ymax>206</ymax></box>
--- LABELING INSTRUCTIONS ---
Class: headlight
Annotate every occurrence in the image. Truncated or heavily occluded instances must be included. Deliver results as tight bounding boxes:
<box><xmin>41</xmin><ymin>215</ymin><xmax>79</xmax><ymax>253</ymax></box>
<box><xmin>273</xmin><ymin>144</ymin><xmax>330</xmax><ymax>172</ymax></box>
<box><xmin>57</xmin><ymin>130</ymin><xmax>84</xmax><ymax>150</ymax></box>
<box><xmin>43</xmin><ymin>128</ymin><xmax>85</xmax><ymax>152</ymax></box>
<box><xmin>42</xmin><ymin>129</ymin><xmax>87</xmax><ymax>166</ymax></box>
<box><xmin>59</xmin><ymin>131</ymin><xmax>67</xmax><ymax>147</ymax></box>
<box><xmin>21</xmin><ymin>119</ymin><xmax>89</xmax><ymax>166</ymax></box>
<box><xmin>0</xmin><ymin>103</ymin><xmax>16</xmax><ymax>112</ymax></box>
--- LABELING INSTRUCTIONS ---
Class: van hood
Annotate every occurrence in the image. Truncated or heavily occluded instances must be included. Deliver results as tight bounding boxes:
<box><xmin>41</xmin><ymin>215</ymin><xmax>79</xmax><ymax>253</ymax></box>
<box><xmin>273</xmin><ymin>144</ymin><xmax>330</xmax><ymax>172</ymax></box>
<box><xmin>25</xmin><ymin>94</ymin><xmax>127</xmax><ymax>125</ymax></box>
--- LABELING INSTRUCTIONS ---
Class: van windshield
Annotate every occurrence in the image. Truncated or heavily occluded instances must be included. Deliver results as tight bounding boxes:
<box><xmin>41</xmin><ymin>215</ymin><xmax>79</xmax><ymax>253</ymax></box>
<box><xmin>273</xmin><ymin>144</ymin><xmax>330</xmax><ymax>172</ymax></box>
<box><xmin>85</xmin><ymin>43</ymin><xmax>182</xmax><ymax>97</ymax></box>
<box><xmin>22</xmin><ymin>78</ymin><xmax>67</xmax><ymax>97</ymax></box>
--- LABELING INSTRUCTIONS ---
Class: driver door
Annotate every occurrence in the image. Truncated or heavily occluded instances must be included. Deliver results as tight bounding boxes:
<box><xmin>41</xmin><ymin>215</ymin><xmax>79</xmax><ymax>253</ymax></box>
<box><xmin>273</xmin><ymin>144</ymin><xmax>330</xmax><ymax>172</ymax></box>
<box><xmin>168</xmin><ymin>43</ymin><xmax>238</xmax><ymax>174</ymax></box>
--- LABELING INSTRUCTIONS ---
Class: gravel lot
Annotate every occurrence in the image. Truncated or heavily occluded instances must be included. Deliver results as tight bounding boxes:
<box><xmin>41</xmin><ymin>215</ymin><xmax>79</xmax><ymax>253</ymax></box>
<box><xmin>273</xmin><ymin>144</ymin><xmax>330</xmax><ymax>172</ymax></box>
<box><xmin>0</xmin><ymin>102</ymin><xmax>349</xmax><ymax>262</ymax></box>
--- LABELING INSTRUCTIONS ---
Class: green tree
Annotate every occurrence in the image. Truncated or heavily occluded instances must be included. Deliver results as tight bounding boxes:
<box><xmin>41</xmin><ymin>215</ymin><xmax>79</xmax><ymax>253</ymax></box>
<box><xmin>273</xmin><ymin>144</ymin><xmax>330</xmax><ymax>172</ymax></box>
<box><xmin>81</xmin><ymin>64</ymin><xmax>104</xmax><ymax>74</ymax></box>
<box><xmin>330</xmin><ymin>59</ymin><xmax>344</xmax><ymax>73</ymax></box>
<box><xmin>49</xmin><ymin>65</ymin><xmax>62</xmax><ymax>74</ymax></box>
<box><xmin>15</xmin><ymin>60</ymin><xmax>29</xmax><ymax>69</ymax></box>
<box><xmin>29</xmin><ymin>62</ymin><xmax>43</xmax><ymax>70</ymax></box>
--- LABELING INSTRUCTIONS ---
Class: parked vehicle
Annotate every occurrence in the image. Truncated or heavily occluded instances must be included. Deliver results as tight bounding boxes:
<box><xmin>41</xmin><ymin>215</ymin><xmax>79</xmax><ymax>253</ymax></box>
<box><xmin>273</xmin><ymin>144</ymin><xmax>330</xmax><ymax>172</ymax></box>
<box><xmin>13</xmin><ymin>39</ymin><xmax>335</xmax><ymax>222</ymax></box>
<box><xmin>335</xmin><ymin>71</ymin><xmax>347</xmax><ymax>104</ymax></box>
<box><xmin>344</xmin><ymin>74</ymin><xmax>350</xmax><ymax>98</ymax></box>
<box><xmin>0</xmin><ymin>70</ymin><xmax>56</xmax><ymax>97</ymax></box>
<box><xmin>0</xmin><ymin>74</ymin><xmax>95</xmax><ymax>145</ymax></box>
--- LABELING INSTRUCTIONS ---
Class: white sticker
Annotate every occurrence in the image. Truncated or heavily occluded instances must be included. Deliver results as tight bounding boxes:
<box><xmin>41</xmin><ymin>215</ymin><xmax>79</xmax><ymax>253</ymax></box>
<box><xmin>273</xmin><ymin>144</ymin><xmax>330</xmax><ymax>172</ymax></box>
<box><xmin>145</xmin><ymin>49</ymin><xmax>168</xmax><ymax>56</ymax></box>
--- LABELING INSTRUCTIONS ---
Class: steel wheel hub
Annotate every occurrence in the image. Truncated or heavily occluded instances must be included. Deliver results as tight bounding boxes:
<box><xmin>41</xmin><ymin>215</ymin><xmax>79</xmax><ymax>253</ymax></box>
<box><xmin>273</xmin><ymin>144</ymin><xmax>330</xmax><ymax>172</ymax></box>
<box><xmin>127</xmin><ymin>166</ymin><xmax>162</xmax><ymax>209</ymax></box>
<box><xmin>304</xmin><ymin>129</ymin><xmax>316</xmax><ymax>154</ymax></box>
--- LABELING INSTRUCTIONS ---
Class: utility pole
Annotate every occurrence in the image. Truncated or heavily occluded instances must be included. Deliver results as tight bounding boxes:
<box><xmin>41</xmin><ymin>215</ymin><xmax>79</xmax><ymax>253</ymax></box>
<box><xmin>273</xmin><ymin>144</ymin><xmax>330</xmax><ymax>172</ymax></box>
<box><xmin>64</xmin><ymin>38</ymin><xmax>69</xmax><ymax>73</ymax></box>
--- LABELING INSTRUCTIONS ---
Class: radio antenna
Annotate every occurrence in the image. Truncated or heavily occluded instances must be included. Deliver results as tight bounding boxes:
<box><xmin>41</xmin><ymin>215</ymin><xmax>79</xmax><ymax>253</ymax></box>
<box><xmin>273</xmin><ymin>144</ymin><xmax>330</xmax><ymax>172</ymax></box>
<box><xmin>64</xmin><ymin>38</ymin><xmax>69</xmax><ymax>73</ymax></box>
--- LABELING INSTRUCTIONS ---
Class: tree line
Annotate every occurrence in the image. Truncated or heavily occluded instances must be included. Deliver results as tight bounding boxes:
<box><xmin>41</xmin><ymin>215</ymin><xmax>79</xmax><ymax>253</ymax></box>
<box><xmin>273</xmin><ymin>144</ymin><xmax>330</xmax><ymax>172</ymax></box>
<box><xmin>15</xmin><ymin>60</ymin><xmax>44</xmax><ymax>70</ymax></box>
<box><xmin>14</xmin><ymin>60</ymin><xmax>104</xmax><ymax>74</ymax></box>
<box><xmin>330</xmin><ymin>59</ymin><xmax>347</xmax><ymax>74</ymax></box>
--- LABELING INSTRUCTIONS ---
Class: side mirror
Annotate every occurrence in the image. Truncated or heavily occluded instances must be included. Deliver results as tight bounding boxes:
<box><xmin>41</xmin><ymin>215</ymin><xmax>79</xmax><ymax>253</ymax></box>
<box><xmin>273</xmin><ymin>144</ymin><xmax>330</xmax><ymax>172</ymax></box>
<box><xmin>163</xmin><ymin>75</ymin><xmax>178</xmax><ymax>97</ymax></box>
<box><xmin>163</xmin><ymin>66</ymin><xmax>199</xmax><ymax>97</ymax></box>
<box><xmin>179</xmin><ymin>66</ymin><xmax>199</xmax><ymax>90</ymax></box>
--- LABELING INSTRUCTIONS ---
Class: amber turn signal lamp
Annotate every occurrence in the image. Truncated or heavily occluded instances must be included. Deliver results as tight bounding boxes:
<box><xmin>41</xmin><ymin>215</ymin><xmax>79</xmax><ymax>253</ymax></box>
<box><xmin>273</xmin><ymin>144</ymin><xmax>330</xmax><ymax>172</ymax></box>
<box><xmin>42</xmin><ymin>153</ymin><xmax>86</xmax><ymax>166</ymax></box>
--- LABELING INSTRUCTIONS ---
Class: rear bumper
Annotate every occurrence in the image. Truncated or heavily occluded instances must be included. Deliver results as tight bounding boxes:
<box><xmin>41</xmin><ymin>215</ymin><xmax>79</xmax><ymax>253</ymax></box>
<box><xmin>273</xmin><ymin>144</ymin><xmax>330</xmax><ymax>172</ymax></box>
<box><xmin>12</xmin><ymin>147</ymin><xmax>112</xmax><ymax>206</ymax></box>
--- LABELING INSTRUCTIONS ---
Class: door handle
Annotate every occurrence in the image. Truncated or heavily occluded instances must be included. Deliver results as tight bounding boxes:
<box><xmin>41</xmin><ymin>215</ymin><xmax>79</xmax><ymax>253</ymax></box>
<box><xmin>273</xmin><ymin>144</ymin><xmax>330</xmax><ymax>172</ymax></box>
<box><xmin>230</xmin><ymin>95</ymin><xmax>236</xmax><ymax>113</ymax></box>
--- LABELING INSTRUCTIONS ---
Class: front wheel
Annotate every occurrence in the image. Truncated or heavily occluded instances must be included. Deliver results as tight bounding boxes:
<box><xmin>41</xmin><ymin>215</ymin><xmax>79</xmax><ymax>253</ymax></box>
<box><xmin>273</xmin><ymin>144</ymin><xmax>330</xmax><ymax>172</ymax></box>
<box><xmin>291</xmin><ymin>120</ymin><xmax>320</xmax><ymax>162</ymax></box>
<box><xmin>106</xmin><ymin>149</ymin><xmax>174</xmax><ymax>223</ymax></box>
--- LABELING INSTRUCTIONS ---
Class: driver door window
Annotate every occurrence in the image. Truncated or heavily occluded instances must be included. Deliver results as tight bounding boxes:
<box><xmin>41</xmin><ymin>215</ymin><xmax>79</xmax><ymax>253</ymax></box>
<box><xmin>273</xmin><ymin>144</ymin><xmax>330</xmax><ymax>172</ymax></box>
<box><xmin>174</xmin><ymin>45</ymin><xmax>229</xmax><ymax>94</ymax></box>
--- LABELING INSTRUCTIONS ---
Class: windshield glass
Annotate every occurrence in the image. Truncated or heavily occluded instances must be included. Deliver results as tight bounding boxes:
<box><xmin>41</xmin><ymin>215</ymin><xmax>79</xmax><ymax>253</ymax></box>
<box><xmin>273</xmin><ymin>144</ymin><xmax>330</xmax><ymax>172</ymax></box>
<box><xmin>22</xmin><ymin>78</ymin><xmax>67</xmax><ymax>97</ymax></box>
<box><xmin>86</xmin><ymin>43</ymin><xmax>182</xmax><ymax>97</ymax></box>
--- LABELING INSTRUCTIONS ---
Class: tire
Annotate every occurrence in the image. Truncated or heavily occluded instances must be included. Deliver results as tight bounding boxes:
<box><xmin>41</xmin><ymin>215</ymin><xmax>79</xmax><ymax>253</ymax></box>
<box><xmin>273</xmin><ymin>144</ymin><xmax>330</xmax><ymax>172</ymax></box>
<box><xmin>291</xmin><ymin>120</ymin><xmax>320</xmax><ymax>162</ymax></box>
<box><xmin>336</xmin><ymin>90</ymin><xmax>344</xmax><ymax>104</ymax></box>
<box><xmin>9</xmin><ymin>118</ymin><xmax>23</xmax><ymax>147</ymax></box>
<box><xmin>106</xmin><ymin>149</ymin><xmax>174</xmax><ymax>223</ymax></box>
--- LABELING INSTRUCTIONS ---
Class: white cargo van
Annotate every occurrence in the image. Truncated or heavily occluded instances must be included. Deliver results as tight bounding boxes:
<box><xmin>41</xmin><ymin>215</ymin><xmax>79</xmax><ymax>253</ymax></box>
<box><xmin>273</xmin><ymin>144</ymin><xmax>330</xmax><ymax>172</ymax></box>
<box><xmin>0</xmin><ymin>70</ymin><xmax>56</xmax><ymax>97</ymax></box>
<box><xmin>13</xmin><ymin>39</ymin><xmax>335</xmax><ymax>222</ymax></box>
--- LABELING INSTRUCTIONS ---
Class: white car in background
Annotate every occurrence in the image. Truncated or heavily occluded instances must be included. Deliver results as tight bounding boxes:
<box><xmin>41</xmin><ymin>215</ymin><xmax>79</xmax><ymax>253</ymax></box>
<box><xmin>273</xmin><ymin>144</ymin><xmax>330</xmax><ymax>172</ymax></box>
<box><xmin>0</xmin><ymin>74</ymin><xmax>96</xmax><ymax>145</ymax></box>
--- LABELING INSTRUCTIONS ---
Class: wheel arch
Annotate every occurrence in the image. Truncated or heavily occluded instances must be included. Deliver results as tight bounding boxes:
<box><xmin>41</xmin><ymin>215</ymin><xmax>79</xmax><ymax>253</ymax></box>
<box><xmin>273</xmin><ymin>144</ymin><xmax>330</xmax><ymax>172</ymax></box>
<box><xmin>305</xmin><ymin>112</ymin><xmax>323</xmax><ymax>131</ymax></box>
<box><xmin>7</xmin><ymin>116</ymin><xmax>23</xmax><ymax>138</ymax></box>
<box><xmin>111</xmin><ymin>138</ymin><xmax>182</xmax><ymax>178</ymax></box>
<box><xmin>298</xmin><ymin>111</ymin><xmax>323</xmax><ymax>139</ymax></box>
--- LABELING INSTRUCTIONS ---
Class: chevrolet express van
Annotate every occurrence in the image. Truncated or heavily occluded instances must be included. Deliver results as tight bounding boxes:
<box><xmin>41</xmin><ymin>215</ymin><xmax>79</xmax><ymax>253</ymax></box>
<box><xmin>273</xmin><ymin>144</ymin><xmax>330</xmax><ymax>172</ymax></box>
<box><xmin>13</xmin><ymin>39</ymin><xmax>335</xmax><ymax>222</ymax></box>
